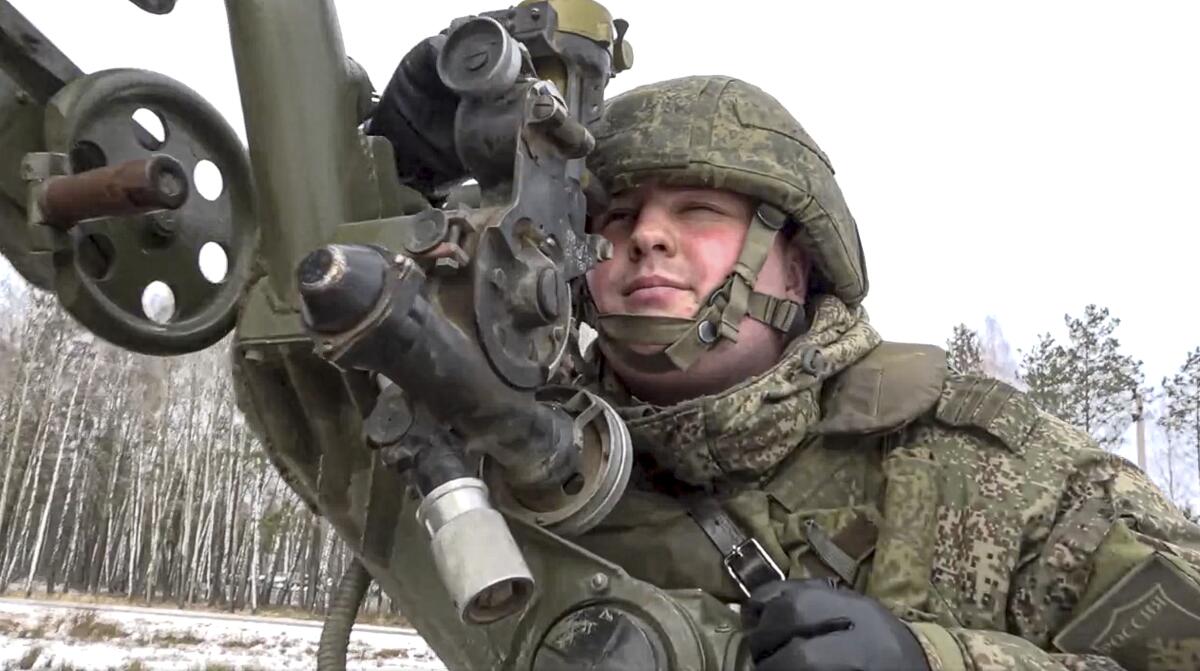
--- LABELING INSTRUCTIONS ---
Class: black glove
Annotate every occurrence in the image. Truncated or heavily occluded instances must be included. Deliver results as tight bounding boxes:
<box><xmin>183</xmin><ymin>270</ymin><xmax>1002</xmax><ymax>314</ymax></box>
<box><xmin>366</xmin><ymin>35</ymin><xmax>466</xmax><ymax>193</ymax></box>
<box><xmin>741</xmin><ymin>578</ymin><xmax>930</xmax><ymax>671</ymax></box>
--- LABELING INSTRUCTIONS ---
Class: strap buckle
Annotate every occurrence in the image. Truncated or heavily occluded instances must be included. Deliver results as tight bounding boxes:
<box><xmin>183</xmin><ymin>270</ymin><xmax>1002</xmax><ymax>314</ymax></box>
<box><xmin>755</xmin><ymin>204</ymin><xmax>788</xmax><ymax>231</ymax></box>
<box><xmin>722</xmin><ymin>538</ymin><xmax>786</xmax><ymax>599</ymax></box>
<box><xmin>705</xmin><ymin>277</ymin><xmax>733</xmax><ymax>308</ymax></box>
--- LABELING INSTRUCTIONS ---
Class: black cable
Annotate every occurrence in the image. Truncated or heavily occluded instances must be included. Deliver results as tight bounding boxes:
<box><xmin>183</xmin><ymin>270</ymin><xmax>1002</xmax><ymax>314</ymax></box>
<box><xmin>316</xmin><ymin>558</ymin><xmax>372</xmax><ymax>671</ymax></box>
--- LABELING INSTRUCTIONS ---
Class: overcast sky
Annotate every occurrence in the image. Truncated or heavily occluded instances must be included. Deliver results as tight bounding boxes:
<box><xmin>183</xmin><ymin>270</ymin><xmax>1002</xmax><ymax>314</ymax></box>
<box><xmin>8</xmin><ymin>0</ymin><xmax>1200</xmax><ymax>489</ymax></box>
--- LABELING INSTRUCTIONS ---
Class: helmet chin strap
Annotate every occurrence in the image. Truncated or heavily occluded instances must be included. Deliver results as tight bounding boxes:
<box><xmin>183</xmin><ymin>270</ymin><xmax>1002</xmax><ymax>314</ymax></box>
<box><xmin>593</xmin><ymin>204</ymin><xmax>804</xmax><ymax>372</ymax></box>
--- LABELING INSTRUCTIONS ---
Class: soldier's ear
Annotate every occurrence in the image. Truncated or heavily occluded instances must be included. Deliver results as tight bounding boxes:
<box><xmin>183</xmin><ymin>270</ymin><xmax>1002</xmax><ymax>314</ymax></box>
<box><xmin>783</xmin><ymin>238</ymin><xmax>811</xmax><ymax>301</ymax></box>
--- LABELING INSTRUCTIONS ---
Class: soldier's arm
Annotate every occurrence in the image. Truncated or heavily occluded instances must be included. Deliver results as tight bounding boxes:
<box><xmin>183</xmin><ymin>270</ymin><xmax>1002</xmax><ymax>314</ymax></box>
<box><xmin>909</xmin><ymin>443</ymin><xmax>1200</xmax><ymax>671</ymax></box>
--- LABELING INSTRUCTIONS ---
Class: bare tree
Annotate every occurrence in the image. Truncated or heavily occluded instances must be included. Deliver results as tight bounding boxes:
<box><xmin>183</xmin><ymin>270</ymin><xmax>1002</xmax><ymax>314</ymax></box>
<box><xmin>1149</xmin><ymin>388</ymin><xmax>1198</xmax><ymax>513</ymax></box>
<box><xmin>1163</xmin><ymin>347</ymin><xmax>1200</xmax><ymax>498</ymax></box>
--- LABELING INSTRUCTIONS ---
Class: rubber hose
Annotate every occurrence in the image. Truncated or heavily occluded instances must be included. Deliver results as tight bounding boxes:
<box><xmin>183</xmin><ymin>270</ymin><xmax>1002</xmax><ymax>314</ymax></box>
<box><xmin>316</xmin><ymin>558</ymin><xmax>373</xmax><ymax>671</ymax></box>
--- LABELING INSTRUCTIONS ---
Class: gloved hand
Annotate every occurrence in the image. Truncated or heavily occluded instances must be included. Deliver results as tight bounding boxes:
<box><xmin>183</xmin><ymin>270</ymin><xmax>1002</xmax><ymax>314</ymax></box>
<box><xmin>741</xmin><ymin>578</ymin><xmax>930</xmax><ymax>671</ymax></box>
<box><xmin>366</xmin><ymin>35</ymin><xmax>466</xmax><ymax>193</ymax></box>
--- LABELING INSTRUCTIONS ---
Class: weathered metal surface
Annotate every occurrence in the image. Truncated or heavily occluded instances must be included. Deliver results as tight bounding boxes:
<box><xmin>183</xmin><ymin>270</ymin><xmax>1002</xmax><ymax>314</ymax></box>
<box><xmin>224</xmin><ymin>0</ymin><xmax>360</xmax><ymax>309</ymax></box>
<box><xmin>0</xmin><ymin>0</ymin><xmax>83</xmax><ymax>288</ymax></box>
<box><xmin>0</xmin><ymin>0</ymin><xmax>82</xmax><ymax>103</ymax></box>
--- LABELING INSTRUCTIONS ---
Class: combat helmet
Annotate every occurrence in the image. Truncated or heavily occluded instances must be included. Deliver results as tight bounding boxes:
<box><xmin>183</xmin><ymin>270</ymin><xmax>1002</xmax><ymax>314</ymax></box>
<box><xmin>585</xmin><ymin>75</ymin><xmax>869</xmax><ymax>371</ymax></box>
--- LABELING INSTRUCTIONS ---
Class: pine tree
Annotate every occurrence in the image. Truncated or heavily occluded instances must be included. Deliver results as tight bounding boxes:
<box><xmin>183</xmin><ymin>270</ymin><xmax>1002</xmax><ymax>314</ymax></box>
<box><xmin>946</xmin><ymin>323</ymin><xmax>984</xmax><ymax>375</ymax></box>
<box><xmin>1058</xmin><ymin>305</ymin><xmax>1143</xmax><ymax>450</ymax></box>
<box><xmin>1020</xmin><ymin>332</ymin><xmax>1070</xmax><ymax>420</ymax></box>
<box><xmin>1020</xmin><ymin>307</ymin><xmax>1143</xmax><ymax>450</ymax></box>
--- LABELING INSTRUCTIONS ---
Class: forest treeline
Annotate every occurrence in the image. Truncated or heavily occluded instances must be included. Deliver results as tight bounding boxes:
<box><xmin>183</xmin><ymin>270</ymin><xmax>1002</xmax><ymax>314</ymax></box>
<box><xmin>0</xmin><ymin>288</ymin><xmax>394</xmax><ymax>618</ymax></box>
<box><xmin>0</xmin><ymin>280</ymin><xmax>1197</xmax><ymax>621</ymax></box>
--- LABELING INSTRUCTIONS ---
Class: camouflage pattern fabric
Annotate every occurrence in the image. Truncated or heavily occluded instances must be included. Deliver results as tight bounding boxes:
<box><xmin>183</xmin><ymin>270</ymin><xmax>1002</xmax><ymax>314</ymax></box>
<box><xmin>583</xmin><ymin>330</ymin><xmax>1200</xmax><ymax>670</ymax></box>
<box><xmin>613</xmin><ymin>294</ymin><xmax>881</xmax><ymax>487</ymax></box>
<box><xmin>583</xmin><ymin>73</ymin><xmax>1200</xmax><ymax>671</ymax></box>
<box><xmin>874</xmin><ymin>393</ymin><xmax>1200</xmax><ymax>671</ymax></box>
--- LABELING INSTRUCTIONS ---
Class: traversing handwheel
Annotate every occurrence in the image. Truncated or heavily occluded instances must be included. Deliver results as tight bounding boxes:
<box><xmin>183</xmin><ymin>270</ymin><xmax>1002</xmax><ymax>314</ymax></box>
<box><xmin>43</xmin><ymin>69</ymin><xmax>257</xmax><ymax>355</ymax></box>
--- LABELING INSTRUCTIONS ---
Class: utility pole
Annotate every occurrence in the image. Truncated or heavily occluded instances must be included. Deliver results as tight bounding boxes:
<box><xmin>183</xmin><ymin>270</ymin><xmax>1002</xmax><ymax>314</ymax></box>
<box><xmin>1132</xmin><ymin>388</ymin><xmax>1147</xmax><ymax>472</ymax></box>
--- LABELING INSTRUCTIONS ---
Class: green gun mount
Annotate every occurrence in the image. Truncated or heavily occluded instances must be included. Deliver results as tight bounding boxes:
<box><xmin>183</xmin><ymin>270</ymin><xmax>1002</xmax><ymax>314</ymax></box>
<box><xmin>0</xmin><ymin>1</ymin><xmax>747</xmax><ymax>669</ymax></box>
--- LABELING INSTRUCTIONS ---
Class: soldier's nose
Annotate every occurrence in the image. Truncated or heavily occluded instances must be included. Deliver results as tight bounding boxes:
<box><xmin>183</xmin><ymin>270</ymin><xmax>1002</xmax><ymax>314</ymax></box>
<box><xmin>628</xmin><ymin>215</ymin><xmax>677</xmax><ymax>261</ymax></box>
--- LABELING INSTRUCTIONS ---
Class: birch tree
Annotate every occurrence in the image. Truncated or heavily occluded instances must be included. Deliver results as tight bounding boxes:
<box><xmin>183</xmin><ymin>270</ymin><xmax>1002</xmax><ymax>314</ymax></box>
<box><xmin>0</xmin><ymin>286</ymin><xmax>401</xmax><ymax>619</ymax></box>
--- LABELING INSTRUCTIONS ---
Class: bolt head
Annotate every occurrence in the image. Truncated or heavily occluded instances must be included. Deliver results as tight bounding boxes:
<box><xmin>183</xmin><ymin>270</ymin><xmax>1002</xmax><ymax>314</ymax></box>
<box><xmin>148</xmin><ymin>212</ymin><xmax>179</xmax><ymax>238</ymax></box>
<box><xmin>588</xmin><ymin>573</ymin><xmax>609</xmax><ymax>594</ymax></box>
<box><xmin>155</xmin><ymin>170</ymin><xmax>185</xmax><ymax>199</ymax></box>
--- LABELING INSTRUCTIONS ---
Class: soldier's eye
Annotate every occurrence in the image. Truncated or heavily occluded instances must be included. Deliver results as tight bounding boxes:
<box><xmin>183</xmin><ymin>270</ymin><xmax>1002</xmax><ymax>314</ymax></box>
<box><xmin>680</xmin><ymin>203</ymin><xmax>724</xmax><ymax>217</ymax></box>
<box><xmin>601</xmin><ymin>209</ymin><xmax>635</xmax><ymax>228</ymax></box>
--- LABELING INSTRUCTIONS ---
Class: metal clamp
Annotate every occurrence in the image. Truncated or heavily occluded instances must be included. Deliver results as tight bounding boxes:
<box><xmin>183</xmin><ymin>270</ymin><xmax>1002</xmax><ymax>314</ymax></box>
<box><xmin>722</xmin><ymin>537</ymin><xmax>786</xmax><ymax>599</ymax></box>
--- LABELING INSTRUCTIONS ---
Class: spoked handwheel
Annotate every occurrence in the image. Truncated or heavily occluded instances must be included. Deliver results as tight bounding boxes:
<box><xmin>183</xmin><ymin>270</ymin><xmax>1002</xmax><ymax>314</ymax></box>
<box><xmin>41</xmin><ymin>68</ymin><xmax>257</xmax><ymax>355</ymax></box>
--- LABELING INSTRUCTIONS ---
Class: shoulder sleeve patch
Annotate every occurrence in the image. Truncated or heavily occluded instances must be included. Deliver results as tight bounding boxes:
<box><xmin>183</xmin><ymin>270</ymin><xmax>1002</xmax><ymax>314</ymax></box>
<box><xmin>1053</xmin><ymin>552</ymin><xmax>1200</xmax><ymax>668</ymax></box>
<box><xmin>935</xmin><ymin>376</ymin><xmax>1040</xmax><ymax>455</ymax></box>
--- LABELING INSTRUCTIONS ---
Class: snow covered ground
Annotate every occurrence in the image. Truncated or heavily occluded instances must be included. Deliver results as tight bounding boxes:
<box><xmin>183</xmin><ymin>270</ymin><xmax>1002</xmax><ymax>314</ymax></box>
<box><xmin>0</xmin><ymin>598</ymin><xmax>444</xmax><ymax>670</ymax></box>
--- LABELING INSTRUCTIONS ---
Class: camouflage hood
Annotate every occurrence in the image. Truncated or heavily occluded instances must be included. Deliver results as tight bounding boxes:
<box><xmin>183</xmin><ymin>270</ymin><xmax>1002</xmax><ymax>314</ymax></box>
<box><xmin>615</xmin><ymin>295</ymin><xmax>881</xmax><ymax>488</ymax></box>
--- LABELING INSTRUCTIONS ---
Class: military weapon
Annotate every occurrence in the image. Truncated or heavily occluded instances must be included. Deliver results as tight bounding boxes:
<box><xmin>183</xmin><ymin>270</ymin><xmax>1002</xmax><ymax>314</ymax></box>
<box><xmin>0</xmin><ymin>1</ymin><xmax>746</xmax><ymax>668</ymax></box>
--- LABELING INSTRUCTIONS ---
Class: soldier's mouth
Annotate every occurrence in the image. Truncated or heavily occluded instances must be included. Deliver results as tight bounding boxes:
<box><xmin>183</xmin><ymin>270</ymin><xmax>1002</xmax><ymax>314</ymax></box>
<box><xmin>623</xmin><ymin>274</ymin><xmax>688</xmax><ymax>296</ymax></box>
<box><xmin>625</xmin><ymin>286</ymin><xmax>689</xmax><ymax>310</ymax></box>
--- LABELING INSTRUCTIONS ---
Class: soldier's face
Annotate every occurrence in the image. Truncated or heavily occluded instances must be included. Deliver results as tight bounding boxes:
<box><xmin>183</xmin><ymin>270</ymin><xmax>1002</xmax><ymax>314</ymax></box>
<box><xmin>588</xmin><ymin>183</ymin><xmax>798</xmax><ymax>324</ymax></box>
<box><xmin>586</xmin><ymin>183</ymin><xmax>807</xmax><ymax>404</ymax></box>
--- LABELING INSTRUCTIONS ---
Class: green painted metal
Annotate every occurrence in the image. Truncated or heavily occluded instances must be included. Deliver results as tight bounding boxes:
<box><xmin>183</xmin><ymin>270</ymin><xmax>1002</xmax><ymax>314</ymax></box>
<box><xmin>224</xmin><ymin>0</ymin><xmax>360</xmax><ymax>310</ymax></box>
<box><xmin>0</xmin><ymin>0</ymin><xmax>82</xmax><ymax>288</ymax></box>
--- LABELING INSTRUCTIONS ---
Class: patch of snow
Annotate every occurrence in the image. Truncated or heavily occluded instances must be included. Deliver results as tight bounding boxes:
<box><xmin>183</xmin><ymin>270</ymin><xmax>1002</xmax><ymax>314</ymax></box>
<box><xmin>0</xmin><ymin>598</ymin><xmax>444</xmax><ymax>670</ymax></box>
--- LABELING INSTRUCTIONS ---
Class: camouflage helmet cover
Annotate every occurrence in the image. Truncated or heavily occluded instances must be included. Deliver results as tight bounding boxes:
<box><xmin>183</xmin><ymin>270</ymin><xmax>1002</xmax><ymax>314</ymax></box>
<box><xmin>587</xmin><ymin>76</ymin><xmax>869</xmax><ymax>305</ymax></box>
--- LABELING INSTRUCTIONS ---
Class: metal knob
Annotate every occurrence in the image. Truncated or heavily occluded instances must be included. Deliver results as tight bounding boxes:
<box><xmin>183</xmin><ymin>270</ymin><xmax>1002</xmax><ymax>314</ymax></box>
<box><xmin>437</xmin><ymin>16</ymin><xmax>522</xmax><ymax>98</ymax></box>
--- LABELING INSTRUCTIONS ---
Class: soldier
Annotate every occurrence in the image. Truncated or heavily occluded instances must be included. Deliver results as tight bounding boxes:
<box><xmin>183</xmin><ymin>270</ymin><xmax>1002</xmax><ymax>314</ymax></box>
<box><xmin>372</xmin><ymin>43</ymin><xmax>1200</xmax><ymax>671</ymax></box>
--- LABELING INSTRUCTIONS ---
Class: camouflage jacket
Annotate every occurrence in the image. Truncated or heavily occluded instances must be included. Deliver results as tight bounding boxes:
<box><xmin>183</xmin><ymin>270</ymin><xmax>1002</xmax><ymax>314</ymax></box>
<box><xmin>578</xmin><ymin>340</ymin><xmax>1200</xmax><ymax>671</ymax></box>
